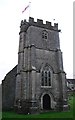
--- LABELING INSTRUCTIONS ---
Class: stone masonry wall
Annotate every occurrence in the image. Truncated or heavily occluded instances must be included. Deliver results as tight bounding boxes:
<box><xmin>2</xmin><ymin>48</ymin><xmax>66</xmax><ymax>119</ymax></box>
<box><xmin>2</xmin><ymin>65</ymin><xmax>17</xmax><ymax>110</ymax></box>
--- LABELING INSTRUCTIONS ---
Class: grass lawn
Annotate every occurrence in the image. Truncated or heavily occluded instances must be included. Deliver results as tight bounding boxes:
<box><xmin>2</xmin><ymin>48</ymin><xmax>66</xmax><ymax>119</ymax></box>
<box><xmin>2</xmin><ymin>94</ymin><xmax>75</xmax><ymax>119</ymax></box>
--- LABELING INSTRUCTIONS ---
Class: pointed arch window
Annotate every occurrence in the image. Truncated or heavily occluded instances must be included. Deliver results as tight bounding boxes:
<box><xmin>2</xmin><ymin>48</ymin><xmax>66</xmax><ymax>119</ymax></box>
<box><xmin>41</xmin><ymin>67</ymin><xmax>52</xmax><ymax>87</ymax></box>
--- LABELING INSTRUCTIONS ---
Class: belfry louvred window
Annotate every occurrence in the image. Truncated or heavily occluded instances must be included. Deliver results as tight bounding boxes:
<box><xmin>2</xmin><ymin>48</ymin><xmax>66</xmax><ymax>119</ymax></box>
<box><xmin>42</xmin><ymin>30</ymin><xmax>48</xmax><ymax>39</ymax></box>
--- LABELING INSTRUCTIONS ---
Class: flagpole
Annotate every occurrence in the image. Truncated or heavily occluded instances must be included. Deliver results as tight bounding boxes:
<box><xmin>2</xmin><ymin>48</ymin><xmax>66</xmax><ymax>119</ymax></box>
<box><xmin>29</xmin><ymin>2</ymin><xmax>31</xmax><ymax>18</ymax></box>
<box><xmin>22</xmin><ymin>1</ymin><xmax>31</xmax><ymax>21</ymax></box>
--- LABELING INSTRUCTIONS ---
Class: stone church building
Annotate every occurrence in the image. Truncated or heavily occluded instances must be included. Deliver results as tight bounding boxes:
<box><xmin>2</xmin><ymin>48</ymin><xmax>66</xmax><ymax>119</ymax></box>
<box><xmin>2</xmin><ymin>17</ymin><xmax>68</xmax><ymax>114</ymax></box>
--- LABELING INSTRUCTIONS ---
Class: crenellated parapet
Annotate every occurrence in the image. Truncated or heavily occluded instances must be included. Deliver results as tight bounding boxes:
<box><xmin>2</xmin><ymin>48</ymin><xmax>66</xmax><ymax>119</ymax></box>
<box><xmin>20</xmin><ymin>17</ymin><xmax>61</xmax><ymax>33</ymax></box>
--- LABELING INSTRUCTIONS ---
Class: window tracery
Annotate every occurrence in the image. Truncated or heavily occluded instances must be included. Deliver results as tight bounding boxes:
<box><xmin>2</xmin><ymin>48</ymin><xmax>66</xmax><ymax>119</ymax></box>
<box><xmin>41</xmin><ymin>66</ymin><xmax>51</xmax><ymax>87</ymax></box>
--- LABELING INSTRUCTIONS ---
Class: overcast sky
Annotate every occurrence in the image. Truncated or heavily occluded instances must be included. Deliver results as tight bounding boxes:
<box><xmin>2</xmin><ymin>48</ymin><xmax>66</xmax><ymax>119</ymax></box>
<box><xmin>0</xmin><ymin>0</ymin><xmax>73</xmax><ymax>83</ymax></box>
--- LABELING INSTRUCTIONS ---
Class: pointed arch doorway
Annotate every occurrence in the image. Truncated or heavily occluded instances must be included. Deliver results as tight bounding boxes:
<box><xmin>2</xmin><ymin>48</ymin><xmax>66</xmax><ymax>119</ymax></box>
<box><xmin>43</xmin><ymin>94</ymin><xmax>51</xmax><ymax>110</ymax></box>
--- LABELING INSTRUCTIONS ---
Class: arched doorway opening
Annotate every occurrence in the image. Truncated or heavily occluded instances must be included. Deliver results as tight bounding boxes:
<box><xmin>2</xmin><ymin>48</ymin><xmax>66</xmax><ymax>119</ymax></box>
<box><xmin>43</xmin><ymin>94</ymin><xmax>51</xmax><ymax>110</ymax></box>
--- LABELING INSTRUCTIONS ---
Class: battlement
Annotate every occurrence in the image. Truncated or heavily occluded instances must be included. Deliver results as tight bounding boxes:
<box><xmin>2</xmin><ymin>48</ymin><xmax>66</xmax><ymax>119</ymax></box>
<box><xmin>20</xmin><ymin>17</ymin><xmax>61</xmax><ymax>33</ymax></box>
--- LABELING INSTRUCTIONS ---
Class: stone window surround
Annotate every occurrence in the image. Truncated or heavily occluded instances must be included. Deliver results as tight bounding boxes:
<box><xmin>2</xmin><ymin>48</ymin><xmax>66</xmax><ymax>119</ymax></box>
<box><xmin>41</xmin><ymin>65</ymin><xmax>53</xmax><ymax>87</ymax></box>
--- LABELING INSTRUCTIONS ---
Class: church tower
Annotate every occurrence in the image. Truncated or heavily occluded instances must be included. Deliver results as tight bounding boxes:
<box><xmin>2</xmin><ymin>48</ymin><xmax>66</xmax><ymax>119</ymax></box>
<box><xmin>15</xmin><ymin>17</ymin><xmax>68</xmax><ymax>114</ymax></box>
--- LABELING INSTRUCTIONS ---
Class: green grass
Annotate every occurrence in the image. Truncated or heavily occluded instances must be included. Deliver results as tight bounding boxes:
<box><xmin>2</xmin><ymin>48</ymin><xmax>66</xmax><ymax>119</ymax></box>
<box><xmin>2</xmin><ymin>110</ymin><xmax>73</xmax><ymax>118</ymax></box>
<box><xmin>2</xmin><ymin>95</ymin><xmax>74</xmax><ymax>119</ymax></box>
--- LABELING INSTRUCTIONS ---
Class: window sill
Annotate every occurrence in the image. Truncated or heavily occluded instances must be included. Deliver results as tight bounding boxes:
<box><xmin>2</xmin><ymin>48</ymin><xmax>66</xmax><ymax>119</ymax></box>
<box><xmin>41</xmin><ymin>86</ymin><xmax>52</xmax><ymax>88</ymax></box>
